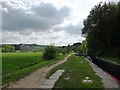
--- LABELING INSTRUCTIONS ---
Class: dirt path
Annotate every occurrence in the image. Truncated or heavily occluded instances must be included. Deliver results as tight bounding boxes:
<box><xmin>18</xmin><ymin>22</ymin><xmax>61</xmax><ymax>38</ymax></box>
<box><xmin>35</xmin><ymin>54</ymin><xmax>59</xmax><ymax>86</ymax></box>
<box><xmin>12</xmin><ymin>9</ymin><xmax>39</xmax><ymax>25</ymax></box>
<box><xmin>8</xmin><ymin>54</ymin><xmax>72</xmax><ymax>88</ymax></box>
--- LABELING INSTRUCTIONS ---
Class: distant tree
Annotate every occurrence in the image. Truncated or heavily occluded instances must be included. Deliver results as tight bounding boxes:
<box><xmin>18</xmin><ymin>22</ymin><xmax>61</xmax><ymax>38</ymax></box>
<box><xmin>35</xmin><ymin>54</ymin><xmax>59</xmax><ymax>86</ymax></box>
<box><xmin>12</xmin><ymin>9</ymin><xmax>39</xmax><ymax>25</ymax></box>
<box><xmin>2</xmin><ymin>45</ymin><xmax>14</xmax><ymax>52</ymax></box>
<box><xmin>43</xmin><ymin>45</ymin><xmax>57</xmax><ymax>60</ymax></box>
<box><xmin>71</xmin><ymin>42</ymin><xmax>81</xmax><ymax>52</ymax></box>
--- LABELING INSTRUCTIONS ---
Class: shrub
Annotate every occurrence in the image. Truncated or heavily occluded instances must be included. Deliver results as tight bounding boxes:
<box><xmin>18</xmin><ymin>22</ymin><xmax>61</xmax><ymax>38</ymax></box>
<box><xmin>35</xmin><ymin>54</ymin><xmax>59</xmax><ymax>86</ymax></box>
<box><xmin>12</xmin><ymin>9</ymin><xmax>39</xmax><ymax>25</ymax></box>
<box><xmin>43</xmin><ymin>45</ymin><xmax>57</xmax><ymax>60</ymax></box>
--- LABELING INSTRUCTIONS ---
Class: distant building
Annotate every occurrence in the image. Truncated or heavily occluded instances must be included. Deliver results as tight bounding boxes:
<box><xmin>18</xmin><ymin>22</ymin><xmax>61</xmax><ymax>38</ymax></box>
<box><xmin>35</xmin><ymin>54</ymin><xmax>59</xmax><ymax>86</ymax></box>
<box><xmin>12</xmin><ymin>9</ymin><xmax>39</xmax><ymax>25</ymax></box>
<box><xmin>20</xmin><ymin>44</ymin><xmax>30</xmax><ymax>52</ymax></box>
<box><xmin>14</xmin><ymin>44</ymin><xmax>21</xmax><ymax>52</ymax></box>
<box><xmin>14</xmin><ymin>44</ymin><xmax>30</xmax><ymax>52</ymax></box>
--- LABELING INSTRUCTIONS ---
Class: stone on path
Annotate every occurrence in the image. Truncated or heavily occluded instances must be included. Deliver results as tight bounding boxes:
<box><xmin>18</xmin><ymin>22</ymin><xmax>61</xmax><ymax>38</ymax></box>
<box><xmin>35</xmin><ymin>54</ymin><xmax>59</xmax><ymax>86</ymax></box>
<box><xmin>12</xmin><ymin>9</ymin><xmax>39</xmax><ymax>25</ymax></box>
<box><xmin>40</xmin><ymin>70</ymin><xmax>64</xmax><ymax>88</ymax></box>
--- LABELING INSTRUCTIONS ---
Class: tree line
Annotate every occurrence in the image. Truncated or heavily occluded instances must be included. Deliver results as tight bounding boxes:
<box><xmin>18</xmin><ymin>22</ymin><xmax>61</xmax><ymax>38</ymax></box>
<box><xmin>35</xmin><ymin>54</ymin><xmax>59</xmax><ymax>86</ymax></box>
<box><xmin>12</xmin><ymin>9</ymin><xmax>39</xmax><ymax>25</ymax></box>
<box><xmin>1</xmin><ymin>45</ymin><xmax>14</xmax><ymax>52</ymax></box>
<box><xmin>81</xmin><ymin>1</ymin><xmax>120</xmax><ymax>57</ymax></box>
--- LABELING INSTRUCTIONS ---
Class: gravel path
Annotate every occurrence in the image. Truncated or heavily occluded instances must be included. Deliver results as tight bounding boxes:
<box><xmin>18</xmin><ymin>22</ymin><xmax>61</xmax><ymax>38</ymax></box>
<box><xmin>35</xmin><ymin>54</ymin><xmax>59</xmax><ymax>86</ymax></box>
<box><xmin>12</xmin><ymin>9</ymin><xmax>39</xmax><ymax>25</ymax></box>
<box><xmin>88</xmin><ymin>59</ymin><xmax>120</xmax><ymax>88</ymax></box>
<box><xmin>7</xmin><ymin>54</ymin><xmax>72</xmax><ymax>88</ymax></box>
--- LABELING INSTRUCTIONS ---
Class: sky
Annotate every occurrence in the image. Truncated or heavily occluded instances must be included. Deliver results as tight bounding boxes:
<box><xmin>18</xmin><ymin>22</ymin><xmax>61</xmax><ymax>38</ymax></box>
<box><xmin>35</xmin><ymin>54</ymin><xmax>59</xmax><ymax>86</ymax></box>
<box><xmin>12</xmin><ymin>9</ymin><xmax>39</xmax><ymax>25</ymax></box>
<box><xmin>0</xmin><ymin>0</ymin><xmax>119</xmax><ymax>46</ymax></box>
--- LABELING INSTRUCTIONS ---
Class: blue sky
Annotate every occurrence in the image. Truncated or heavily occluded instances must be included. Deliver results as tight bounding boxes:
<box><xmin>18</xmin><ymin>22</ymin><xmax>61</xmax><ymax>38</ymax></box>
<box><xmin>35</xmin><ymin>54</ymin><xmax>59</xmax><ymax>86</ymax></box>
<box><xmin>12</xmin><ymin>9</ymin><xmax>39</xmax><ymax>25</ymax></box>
<box><xmin>1</xmin><ymin>0</ymin><xmax>119</xmax><ymax>46</ymax></box>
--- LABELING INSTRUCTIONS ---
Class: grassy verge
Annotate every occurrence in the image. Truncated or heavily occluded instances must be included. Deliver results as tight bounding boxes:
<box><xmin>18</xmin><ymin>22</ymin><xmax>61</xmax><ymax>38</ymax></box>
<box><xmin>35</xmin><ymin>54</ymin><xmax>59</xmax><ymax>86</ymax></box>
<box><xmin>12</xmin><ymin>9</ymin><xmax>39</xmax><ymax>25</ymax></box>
<box><xmin>46</xmin><ymin>55</ymin><xmax>103</xmax><ymax>88</ymax></box>
<box><xmin>100</xmin><ymin>56</ymin><xmax>120</xmax><ymax>64</ymax></box>
<box><xmin>2</xmin><ymin>52</ymin><xmax>66</xmax><ymax>85</ymax></box>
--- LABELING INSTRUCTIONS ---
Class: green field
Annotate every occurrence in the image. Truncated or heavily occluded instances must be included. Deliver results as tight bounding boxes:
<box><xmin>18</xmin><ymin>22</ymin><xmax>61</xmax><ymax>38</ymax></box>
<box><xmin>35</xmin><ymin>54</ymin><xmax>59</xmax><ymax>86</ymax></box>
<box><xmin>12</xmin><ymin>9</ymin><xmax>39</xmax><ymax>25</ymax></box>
<box><xmin>46</xmin><ymin>55</ymin><xmax>103</xmax><ymax>88</ymax></box>
<box><xmin>2</xmin><ymin>52</ymin><xmax>66</xmax><ymax>85</ymax></box>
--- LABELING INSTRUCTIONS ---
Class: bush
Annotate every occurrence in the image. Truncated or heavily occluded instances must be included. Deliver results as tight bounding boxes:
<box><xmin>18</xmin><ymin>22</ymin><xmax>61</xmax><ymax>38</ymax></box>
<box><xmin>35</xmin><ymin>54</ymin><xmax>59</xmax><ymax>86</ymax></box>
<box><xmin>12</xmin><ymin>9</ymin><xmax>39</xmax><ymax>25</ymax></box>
<box><xmin>43</xmin><ymin>45</ymin><xmax>57</xmax><ymax>60</ymax></box>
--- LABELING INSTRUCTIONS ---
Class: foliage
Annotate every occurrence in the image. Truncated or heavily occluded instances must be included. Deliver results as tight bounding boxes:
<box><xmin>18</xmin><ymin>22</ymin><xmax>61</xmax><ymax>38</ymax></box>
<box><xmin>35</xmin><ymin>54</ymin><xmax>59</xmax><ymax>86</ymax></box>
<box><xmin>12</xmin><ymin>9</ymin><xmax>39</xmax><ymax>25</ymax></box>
<box><xmin>60</xmin><ymin>42</ymin><xmax>81</xmax><ymax>54</ymax></box>
<box><xmin>82</xmin><ymin>2</ymin><xmax>120</xmax><ymax>56</ymax></box>
<box><xmin>60</xmin><ymin>46</ymin><xmax>70</xmax><ymax>54</ymax></box>
<box><xmin>71</xmin><ymin>42</ymin><xmax>81</xmax><ymax>52</ymax></box>
<box><xmin>81</xmin><ymin>40</ymin><xmax>88</xmax><ymax>55</ymax></box>
<box><xmin>2</xmin><ymin>45</ymin><xmax>14</xmax><ymax>52</ymax></box>
<box><xmin>43</xmin><ymin>45</ymin><xmax>57</xmax><ymax>60</ymax></box>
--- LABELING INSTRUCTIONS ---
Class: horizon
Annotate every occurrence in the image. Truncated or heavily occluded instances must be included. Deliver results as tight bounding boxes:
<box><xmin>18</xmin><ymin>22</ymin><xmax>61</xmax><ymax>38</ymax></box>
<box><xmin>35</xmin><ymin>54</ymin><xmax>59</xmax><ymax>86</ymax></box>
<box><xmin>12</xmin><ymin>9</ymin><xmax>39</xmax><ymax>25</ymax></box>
<box><xmin>1</xmin><ymin>42</ymin><xmax>81</xmax><ymax>46</ymax></box>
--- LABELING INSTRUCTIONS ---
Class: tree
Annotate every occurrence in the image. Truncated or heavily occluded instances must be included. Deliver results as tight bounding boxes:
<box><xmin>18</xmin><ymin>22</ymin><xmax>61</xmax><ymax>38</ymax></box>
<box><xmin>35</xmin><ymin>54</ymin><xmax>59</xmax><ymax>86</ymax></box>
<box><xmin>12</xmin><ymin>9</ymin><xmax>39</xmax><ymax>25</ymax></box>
<box><xmin>81</xmin><ymin>40</ymin><xmax>88</xmax><ymax>55</ymax></box>
<box><xmin>82</xmin><ymin>2</ymin><xmax>120</xmax><ymax>56</ymax></box>
<box><xmin>43</xmin><ymin>45</ymin><xmax>57</xmax><ymax>60</ymax></box>
<box><xmin>2</xmin><ymin>45</ymin><xmax>14</xmax><ymax>52</ymax></box>
<box><xmin>71</xmin><ymin>42</ymin><xmax>81</xmax><ymax>52</ymax></box>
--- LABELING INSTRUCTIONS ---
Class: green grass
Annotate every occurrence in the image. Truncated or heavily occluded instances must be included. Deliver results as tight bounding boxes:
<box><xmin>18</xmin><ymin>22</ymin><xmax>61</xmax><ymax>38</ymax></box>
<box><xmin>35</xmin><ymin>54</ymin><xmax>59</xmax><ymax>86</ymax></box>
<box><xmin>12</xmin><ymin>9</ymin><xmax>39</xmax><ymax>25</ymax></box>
<box><xmin>2</xmin><ymin>52</ymin><xmax>43</xmax><ymax>74</ymax></box>
<box><xmin>2</xmin><ymin>52</ymin><xmax>66</xmax><ymax>85</ymax></box>
<box><xmin>101</xmin><ymin>56</ymin><xmax>120</xmax><ymax>64</ymax></box>
<box><xmin>46</xmin><ymin>55</ymin><xmax>103</xmax><ymax>88</ymax></box>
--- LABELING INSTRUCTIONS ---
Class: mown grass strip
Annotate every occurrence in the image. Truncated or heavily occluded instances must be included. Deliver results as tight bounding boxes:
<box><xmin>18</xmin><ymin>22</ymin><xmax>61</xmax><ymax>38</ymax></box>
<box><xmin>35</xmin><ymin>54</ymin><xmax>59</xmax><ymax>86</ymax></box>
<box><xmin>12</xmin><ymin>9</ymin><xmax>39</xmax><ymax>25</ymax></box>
<box><xmin>46</xmin><ymin>55</ymin><xmax>103</xmax><ymax>88</ymax></box>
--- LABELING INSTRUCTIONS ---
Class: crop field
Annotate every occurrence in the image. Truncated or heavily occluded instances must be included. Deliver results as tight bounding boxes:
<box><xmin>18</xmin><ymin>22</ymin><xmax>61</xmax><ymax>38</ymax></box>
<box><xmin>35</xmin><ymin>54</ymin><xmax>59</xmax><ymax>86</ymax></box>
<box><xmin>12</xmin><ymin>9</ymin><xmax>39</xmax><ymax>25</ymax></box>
<box><xmin>2</xmin><ymin>52</ymin><xmax>65</xmax><ymax>85</ymax></box>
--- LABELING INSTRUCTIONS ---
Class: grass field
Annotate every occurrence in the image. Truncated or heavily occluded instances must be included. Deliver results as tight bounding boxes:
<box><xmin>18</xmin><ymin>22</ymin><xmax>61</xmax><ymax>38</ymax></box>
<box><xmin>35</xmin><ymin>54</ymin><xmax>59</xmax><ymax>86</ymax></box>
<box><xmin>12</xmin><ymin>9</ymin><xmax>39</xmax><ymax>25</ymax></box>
<box><xmin>2</xmin><ymin>52</ymin><xmax>66</xmax><ymax>85</ymax></box>
<box><xmin>46</xmin><ymin>55</ymin><xmax>103</xmax><ymax>88</ymax></box>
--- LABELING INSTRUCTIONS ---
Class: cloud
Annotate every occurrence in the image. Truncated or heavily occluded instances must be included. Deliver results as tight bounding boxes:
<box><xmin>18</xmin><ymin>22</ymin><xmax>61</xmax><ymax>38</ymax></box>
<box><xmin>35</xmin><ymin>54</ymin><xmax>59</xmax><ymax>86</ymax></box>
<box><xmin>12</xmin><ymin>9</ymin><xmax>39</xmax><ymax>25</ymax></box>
<box><xmin>53</xmin><ymin>21</ymin><xmax>83</xmax><ymax>34</ymax></box>
<box><xmin>2</xmin><ymin>2</ymin><xmax>70</xmax><ymax>32</ymax></box>
<box><xmin>2</xmin><ymin>30</ymin><xmax>84</xmax><ymax>46</ymax></box>
<box><xmin>2</xmin><ymin>0</ymin><xmax>117</xmax><ymax>45</ymax></box>
<box><xmin>106</xmin><ymin>0</ymin><xmax>119</xmax><ymax>2</ymax></box>
<box><xmin>64</xmin><ymin>22</ymin><xmax>83</xmax><ymax>34</ymax></box>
